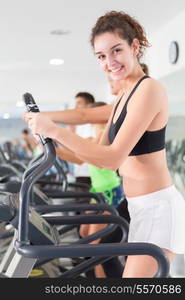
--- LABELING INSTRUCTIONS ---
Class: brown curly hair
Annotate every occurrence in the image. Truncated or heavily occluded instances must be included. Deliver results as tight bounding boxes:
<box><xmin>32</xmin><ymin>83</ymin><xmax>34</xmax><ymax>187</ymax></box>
<box><xmin>90</xmin><ymin>11</ymin><xmax>150</xmax><ymax>59</ymax></box>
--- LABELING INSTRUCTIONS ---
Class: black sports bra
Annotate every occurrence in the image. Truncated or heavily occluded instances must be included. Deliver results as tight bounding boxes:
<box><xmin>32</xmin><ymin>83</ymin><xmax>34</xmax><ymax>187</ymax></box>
<box><xmin>108</xmin><ymin>75</ymin><xmax>166</xmax><ymax>156</ymax></box>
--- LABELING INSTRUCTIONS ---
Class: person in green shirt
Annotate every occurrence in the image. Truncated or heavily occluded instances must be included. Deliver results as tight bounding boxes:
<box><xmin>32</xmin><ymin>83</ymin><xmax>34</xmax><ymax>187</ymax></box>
<box><xmin>56</xmin><ymin>101</ymin><xmax>124</xmax><ymax>210</ymax></box>
<box><xmin>86</xmin><ymin>101</ymin><xmax>124</xmax><ymax>208</ymax></box>
<box><xmin>56</xmin><ymin>101</ymin><xmax>125</xmax><ymax>277</ymax></box>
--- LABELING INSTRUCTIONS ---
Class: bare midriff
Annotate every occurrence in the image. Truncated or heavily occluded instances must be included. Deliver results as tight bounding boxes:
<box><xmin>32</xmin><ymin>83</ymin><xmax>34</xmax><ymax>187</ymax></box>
<box><xmin>119</xmin><ymin>149</ymin><xmax>172</xmax><ymax>197</ymax></box>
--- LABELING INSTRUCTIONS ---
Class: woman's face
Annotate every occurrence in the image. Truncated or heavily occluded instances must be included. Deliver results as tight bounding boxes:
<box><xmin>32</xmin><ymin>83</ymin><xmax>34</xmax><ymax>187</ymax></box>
<box><xmin>94</xmin><ymin>32</ymin><xmax>139</xmax><ymax>81</ymax></box>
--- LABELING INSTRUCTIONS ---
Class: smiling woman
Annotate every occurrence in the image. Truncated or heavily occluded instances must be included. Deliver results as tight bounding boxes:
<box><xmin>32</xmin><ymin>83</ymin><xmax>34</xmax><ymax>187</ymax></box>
<box><xmin>24</xmin><ymin>10</ymin><xmax>185</xmax><ymax>278</ymax></box>
<box><xmin>91</xmin><ymin>12</ymin><xmax>150</xmax><ymax>83</ymax></box>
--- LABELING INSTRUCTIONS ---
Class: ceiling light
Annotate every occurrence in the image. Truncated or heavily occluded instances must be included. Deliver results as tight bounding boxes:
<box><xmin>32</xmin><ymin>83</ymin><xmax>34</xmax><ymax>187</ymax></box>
<box><xmin>50</xmin><ymin>30</ymin><xmax>70</xmax><ymax>36</ymax></box>
<box><xmin>49</xmin><ymin>58</ymin><xmax>64</xmax><ymax>66</ymax></box>
<box><xmin>3</xmin><ymin>113</ymin><xmax>10</xmax><ymax>119</ymax></box>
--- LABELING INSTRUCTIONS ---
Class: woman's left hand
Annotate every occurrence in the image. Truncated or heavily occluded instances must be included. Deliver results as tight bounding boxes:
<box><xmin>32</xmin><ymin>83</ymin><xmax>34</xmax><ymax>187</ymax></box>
<box><xmin>23</xmin><ymin>112</ymin><xmax>57</xmax><ymax>138</ymax></box>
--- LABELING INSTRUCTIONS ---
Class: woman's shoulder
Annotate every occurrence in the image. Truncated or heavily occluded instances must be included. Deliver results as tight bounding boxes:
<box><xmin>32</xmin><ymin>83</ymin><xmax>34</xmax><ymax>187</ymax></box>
<box><xmin>129</xmin><ymin>76</ymin><xmax>168</xmax><ymax>111</ymax></box>
<box><xmin>136</xmin><ymin>77</ymin><xmax>168</xmax><ymax>105</ymax></box>
<box><xmin>143</xmin><ymin>77</ymin><xmax>167</xmax><ymax>94</ymax></box>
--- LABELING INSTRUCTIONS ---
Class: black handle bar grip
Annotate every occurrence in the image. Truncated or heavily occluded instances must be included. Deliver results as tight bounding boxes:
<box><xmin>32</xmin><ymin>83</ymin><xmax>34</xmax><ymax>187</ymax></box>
<box><xmin>23</xmin><ymin>92</ymin><xmax>48</xmax><ymax>145</ymax></box>
<box><xmin>23</xmin><ymin>92</ymin><xmax>40</xmax><ymax>113</ymax></box>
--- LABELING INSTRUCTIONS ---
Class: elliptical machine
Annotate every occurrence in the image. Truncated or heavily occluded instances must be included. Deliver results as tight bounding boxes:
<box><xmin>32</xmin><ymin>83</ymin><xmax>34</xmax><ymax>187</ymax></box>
<box><xmin>0</xmin><ymin>93</ymin><xmax>170</xmax><ymax>278</ymax></box>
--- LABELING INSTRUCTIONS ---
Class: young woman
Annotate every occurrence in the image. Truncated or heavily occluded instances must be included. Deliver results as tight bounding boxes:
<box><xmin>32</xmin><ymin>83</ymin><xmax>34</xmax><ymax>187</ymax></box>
<box><xmin>24</xmin><ymin>11</ymin><xmax>185</xmax><ymax>277</ymax></box>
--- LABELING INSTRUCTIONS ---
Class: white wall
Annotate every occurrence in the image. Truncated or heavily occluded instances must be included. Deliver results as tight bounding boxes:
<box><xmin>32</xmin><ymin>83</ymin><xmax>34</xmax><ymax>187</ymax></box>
<box><xmin>145</xmin><ymin>9</ymin><xmax>185</xmax><ymax>116</ymax></box>
<box><xmin>146</xmin><ymin>9</ymin><xmax>185</xmax><ymax>78</ymax></box>
<box><xmin>0</xmin><ymin>68</ymin><xmax>111</xmax><ymax>118</ymax></box>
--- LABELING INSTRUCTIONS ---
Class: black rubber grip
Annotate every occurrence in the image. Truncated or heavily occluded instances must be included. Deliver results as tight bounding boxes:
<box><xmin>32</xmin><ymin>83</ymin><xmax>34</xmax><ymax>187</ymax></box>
<box><xmin>22</xmin><ymin>92</ymin><xmax>46</xmax><ymax>145</ymax></box>
<box><xmin>23</xmin><ymin>93</ymin><xmax>40</xmax><ymax>112</ymax></box>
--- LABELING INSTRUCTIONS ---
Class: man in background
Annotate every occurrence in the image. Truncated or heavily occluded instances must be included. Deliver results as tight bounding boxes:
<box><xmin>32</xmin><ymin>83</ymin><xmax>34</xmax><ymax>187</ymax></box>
<box><xmin>62</xmin><ymin>92</ymin><xmax>96</xmax><ymax>186</ymax></box>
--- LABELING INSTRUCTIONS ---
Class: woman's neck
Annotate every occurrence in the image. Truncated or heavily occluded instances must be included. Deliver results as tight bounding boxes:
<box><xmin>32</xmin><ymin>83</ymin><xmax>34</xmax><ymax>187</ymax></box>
<box><xmin>122</xmin><ymin>67</ymin><xmax>145</xmax><ymax>94</ymax></box>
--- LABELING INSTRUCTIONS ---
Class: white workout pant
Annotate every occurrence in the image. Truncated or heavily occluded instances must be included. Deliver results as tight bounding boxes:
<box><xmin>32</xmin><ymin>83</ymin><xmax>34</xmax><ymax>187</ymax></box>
<box><xmin>127</xmin><ymin>185</ymin><xmax>185</xmax><ymax>254</ymax></box>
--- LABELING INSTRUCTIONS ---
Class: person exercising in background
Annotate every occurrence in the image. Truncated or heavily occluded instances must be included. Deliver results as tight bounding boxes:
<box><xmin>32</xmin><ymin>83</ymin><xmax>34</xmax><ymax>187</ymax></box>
<box><xmin>78</xmin><ymin>101</ymin><xmax>125</xmax><ymax>278</ymax></box>
<box><xmin>70</xmin><ymin>91</ymin><xmax>96</xmax><ymax>128</ymax></box>
<box><xmin>67</xmin><ymin>92</ymin><xmax>95</xmax><ymax>186</ymax></box>
<box><xmin>56</xmin><ymin>101</ymin><xmax>125</xmax><ymax>278</ymax></box>
<box><xmin>56</xmin><ymin>101</ymin><xmax>124</xmax><ymax>209</ymax></box>
<box><xmin>54</xmin><ymin>79</ymin><xmax>124</xmax><ymax>163</ymax></box>
<box><xmin>25</xmin><ymin>11</ymin><xmax>185</xmax><ymax>278</ymax></box>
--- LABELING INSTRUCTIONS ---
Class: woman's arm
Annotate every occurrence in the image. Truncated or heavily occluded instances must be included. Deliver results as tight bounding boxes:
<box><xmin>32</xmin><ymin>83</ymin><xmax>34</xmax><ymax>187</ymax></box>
<box><xmin>56</xmin><ymin>147</ymin><xmax>84</xmax><ymax>165</ymax></box>
<box><xmin>24</xmin><ymin>80</ymin><xmax>164</xmax><ymax>170</ymax></box>
<box><xmin>42</xmin><ymin>104</ymin><xmax>113</xmax><ymax>125</ymax></box>
<box><xmin>56</xmin><ymin>137</ymin><xmax>96</xmax><ymax>165</ymax></box>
